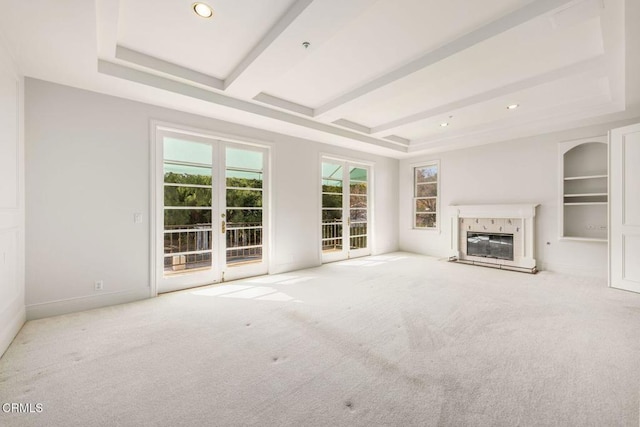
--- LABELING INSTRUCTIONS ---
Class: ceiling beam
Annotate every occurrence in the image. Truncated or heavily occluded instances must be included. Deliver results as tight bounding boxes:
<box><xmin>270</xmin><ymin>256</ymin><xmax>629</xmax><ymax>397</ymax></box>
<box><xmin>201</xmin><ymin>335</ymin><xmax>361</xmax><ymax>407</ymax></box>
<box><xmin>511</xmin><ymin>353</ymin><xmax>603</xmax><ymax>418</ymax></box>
<box><xmin>313</xmin><ymin>0</ymin><xmax>576</xmax><ymax>118</ymax></box>
<box><xmin>115</xmin><ymin>46</ymin><xmax>224</xmax><ymax>90</ymax></box>
<box><xmin>97</xmin><ymin>60</ymin><xmax>407</xmax><ymax>152</ymax></box>
<box><xmin>332</xmin><ymin>119</ymin><xmax>372</xmax><ymax>134</ymax></box>
<box><xmin>224</xmin><ymin>0</ymin><xmax>314</xmax><ymax>93</ymax></box>
<box><xmin>384</xmin><ymin>135</ymin><xmax>410</xmax><ymax>145</ymax></box>
<box><xmin>253</xmin><ymin>92</ymin><xmax>313</xmax><ymax>116</ymax></box>
<box><xmin>223</xmin><ymin>0</ymin><xmax>378</xmax><ymax>99</ymax></box>
<box><xmin>371</xmin><ymin>56</ymin><xmax>607</xmax><ymax>135</ymax></box>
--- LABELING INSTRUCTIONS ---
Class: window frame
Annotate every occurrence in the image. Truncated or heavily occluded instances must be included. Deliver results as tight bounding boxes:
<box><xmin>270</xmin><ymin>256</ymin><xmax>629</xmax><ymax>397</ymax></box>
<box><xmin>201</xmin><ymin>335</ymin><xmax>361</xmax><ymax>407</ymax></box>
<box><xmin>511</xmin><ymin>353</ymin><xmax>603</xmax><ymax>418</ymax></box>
<box><xmin>412</xmin><ymin>160</ymin><xmax>440</xmax><ymax>231</ymax></box>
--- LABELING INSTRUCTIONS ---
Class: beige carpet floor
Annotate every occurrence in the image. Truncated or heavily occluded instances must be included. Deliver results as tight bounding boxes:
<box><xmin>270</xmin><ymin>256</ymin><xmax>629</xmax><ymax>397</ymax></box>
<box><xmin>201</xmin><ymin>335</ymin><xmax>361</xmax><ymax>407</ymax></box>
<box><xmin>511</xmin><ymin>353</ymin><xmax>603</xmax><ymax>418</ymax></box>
<box><xmin>1</xmin><ymin>253</ymin><xmax>640</xmax><ymax>426</ymax></box>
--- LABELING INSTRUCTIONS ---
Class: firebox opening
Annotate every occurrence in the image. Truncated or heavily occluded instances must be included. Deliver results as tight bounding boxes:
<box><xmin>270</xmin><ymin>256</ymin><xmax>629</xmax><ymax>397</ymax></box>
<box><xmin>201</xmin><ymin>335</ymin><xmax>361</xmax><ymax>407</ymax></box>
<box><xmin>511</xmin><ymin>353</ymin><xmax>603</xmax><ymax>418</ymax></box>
<box><xmin>467</xmin><ymin>232</ymin><xmax>514</xmax><ymax>261</ymax></box>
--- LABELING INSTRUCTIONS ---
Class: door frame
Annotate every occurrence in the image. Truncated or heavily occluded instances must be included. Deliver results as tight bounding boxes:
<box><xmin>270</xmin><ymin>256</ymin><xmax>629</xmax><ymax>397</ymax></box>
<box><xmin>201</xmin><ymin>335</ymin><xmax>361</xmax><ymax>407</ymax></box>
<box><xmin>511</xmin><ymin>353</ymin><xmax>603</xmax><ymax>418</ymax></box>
<box><xmin>319</xmin><ymin>153</ymin><xmax>374</xmax><ymax>263</ymax></box>
<box><xmin>150</xmin><ymin>121</ymin><xmax>272</xmax><ymax>296</ymax></box>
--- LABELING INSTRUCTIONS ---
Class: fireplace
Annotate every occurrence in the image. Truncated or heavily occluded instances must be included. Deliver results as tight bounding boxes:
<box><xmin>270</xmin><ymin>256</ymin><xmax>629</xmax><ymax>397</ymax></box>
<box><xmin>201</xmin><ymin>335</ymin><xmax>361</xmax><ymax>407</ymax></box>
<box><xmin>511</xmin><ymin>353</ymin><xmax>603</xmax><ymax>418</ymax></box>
<box><xmin>448</xmin><ymin>204</ymin><xmax>539</xmax><ymax>273</ymax></box>
<box><xmin>466</xmin><ymin>232</ymin><xmax>514</xmax><ymax>261</ymax></box>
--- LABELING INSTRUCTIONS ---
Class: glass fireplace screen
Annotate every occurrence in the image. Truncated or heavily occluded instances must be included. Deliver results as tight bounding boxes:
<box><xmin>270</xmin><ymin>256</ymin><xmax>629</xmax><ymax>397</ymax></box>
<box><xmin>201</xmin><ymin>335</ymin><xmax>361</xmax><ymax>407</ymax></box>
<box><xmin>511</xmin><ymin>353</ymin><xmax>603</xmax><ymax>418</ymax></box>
<box><xmin>466</xmin><ymin>232</ymin><xmax>514</xmax><ymax>261</ymax></box>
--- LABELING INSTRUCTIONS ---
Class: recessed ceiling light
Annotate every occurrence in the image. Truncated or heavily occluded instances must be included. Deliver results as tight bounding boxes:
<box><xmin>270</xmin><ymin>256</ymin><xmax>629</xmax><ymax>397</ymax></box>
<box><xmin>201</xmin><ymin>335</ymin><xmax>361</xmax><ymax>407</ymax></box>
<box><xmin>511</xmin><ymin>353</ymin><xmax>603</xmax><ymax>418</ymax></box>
<box><xmin>193</xmin><ymin>2</ymin><xmax>214</xmax><ymax>18</ymax></box>
<box><xmin>440</xmin><ymin>122</ymin><xmax>449</xmax><ymax>127</ymax></box>
<box><xmin>507</xmin><ymin>104</ymin><xmax>519</xmax><ymax>110</ymax></box>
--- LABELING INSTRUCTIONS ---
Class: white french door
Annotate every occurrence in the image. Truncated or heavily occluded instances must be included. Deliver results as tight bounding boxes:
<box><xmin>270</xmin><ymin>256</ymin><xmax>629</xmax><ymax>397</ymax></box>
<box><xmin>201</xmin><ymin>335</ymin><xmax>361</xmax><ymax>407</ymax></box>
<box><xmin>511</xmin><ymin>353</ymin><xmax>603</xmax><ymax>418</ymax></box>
<box><xmin>321</xmin><ymin>158</ymin><xmax>371</xmax><ymax>263</ymax></box>
<box><xmin>610</xmin><ymin>123</ymin><xmax>640</xmax><ymax>293</ymax></box>
<box><xmin>155</xmin><ymin>130</ymin><xmax>268</xmax><ymax>293</ymax></box>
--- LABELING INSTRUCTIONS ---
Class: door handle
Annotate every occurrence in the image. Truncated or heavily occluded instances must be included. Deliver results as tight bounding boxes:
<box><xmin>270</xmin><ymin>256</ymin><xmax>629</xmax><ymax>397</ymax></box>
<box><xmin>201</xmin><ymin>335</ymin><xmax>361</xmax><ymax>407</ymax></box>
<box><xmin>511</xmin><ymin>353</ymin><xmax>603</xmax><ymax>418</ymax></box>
<box><xmin>221</xmin><ymin>220</ymin><xmax>226</xmax><ymax>234</ymax></box>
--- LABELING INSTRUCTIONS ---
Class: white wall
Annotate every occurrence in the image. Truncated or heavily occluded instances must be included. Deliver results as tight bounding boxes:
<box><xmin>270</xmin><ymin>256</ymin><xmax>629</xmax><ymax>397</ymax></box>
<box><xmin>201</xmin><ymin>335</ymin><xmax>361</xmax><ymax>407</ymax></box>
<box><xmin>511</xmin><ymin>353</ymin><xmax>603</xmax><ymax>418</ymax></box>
<box><xmin>25</xmin><ymin>78</ymin><xmax>398</xmax><ymax>319</ymax></box>
<box><xmin>0</xmin><ymin>40</ymin><xmax>25</xmax><ymax>357</ymax></box>
<box><xmin>399</xmin><ymin>120</ymin><xmax>640</xmax><ymax>278</ymax></box>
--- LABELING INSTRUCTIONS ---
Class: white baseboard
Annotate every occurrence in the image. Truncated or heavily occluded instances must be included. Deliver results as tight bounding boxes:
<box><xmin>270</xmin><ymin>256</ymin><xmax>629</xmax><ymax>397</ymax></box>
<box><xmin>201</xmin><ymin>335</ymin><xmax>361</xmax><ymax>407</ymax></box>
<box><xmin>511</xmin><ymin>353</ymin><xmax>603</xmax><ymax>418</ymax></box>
<box><xmin>26</xmin><ymin>287</ymin><xmax>151</xmax><ymax>320</ymax></box>
<box><xmin>540</xmin><ymin>261</ymin><xmax>607</xmax><ymax>279</ymax></box>
<box><xmin>0</xmin><ymin>302</ymin><xmax>26</xmax><ymax>359</ymax></box>
<box><xmin>271</xmin><ymin>260</ymin><xmax>321</xmax><ymax>275</ymax></box>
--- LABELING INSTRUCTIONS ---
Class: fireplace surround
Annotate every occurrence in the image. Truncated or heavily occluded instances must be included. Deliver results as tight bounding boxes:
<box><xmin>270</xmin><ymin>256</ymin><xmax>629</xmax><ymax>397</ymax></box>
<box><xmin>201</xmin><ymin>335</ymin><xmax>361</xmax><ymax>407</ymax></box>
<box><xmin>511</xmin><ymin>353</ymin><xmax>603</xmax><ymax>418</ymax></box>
<box><xmin>448</xmin><ymin>204</ymin><xmax>539</xmax><ymax>273</ymax></box>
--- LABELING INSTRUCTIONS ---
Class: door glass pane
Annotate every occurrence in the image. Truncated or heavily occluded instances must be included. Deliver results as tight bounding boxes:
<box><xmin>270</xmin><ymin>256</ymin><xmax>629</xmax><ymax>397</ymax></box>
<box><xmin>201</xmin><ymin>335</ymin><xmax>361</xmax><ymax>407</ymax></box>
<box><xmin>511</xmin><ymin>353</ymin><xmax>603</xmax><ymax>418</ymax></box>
<box><xmin>322</xmin><ymin>162</ymin><xmax>344</xmax><ymax>254</ymax></box>
<box><xmin>227</xmin><ymin>190</ymin><xmax>263</xmax><ymax>207</ymax></box>
<box><xmin>322</xmin><ymin>209</ymin><xmax>342</xmax><ymax>222</ymax></box>
<box><xmin>165</xmin><ymin>186</ymin><xmax>212</xmax><ymax>207</ymax></box>
<box><xmin>164</xmin><ymin>209</ymin><xmax>212</xmax><ymax>227</ymax></box>
<box><xmin>227</xmin><ymin>148</ymin><xmax>262</xmax><ymax>170</ymax></box>
<box><xmin>350</xmin><ymin>209</ymin><xmax>367</xmax><ymax>222</ymax></box>
<box><xmin>323</xmin><ymin>193</ymin><xmax>342</xmax><ymax>208</ymax></box>
<box><xmin>164</xmin><ymin>229</ymin><xmax>212</xmax><ymax>254</ymax></box>
<box><xmin>226</xmin><ymin>169</ymin><xmax>262</xmax><ymax>188</ymax></box>
<box><xmin>164</xmin><ymin>164</ymin><xmax>212</xmax><ymax>185</ymax></box>
<box><xmin>163</xmin><ymin>137</ymin><xmax>214</xmax><ymax>276</ymax></box>
<box><xmin>322</xmin><ymin>179</ymin><xmax>342</xmax><ymax>193</ymax></box>
<box><xmin>322</xmin><ymin>220</ymin><xmax>343</xmax><ymax>252</ymax></box>
<box><xmin>164</xmin><ymin>138</ymin><xmax>212</xmax><ymax>165</ymax></box>
<box><xmin>350</xmin><ymin>235</ymin><xmax>367</xmax><ymax>250</ymax></box>
<box><xmin>226</xmin><ymin>208</ymin><xmax>262</xmax><ymax>223</ymax></box>
<box><xmin>164</xmin><ymin>253</ymin><xmax>212</xmax><ymax>273</ymax></box>
<box><xmin>349</xmin><ymin>167</ymin><xmax>367</xmax><ymax>181</ymax></box>
<box><xmin>226</xmin><ymin>148</ymin><xmax>264</xmax><ymax>265</ymax></box>
<box><xmin>350</xmin><ymin>182</ymin><xmax>367</xmax><ymax>195</ymax></box>
<box><xmin>322</xmin><ymin>163</ymin><xmax>343</xmax><ymax>180</ymax></box>
<box><xmin>349</xmin><ymin>167</ymin><xmax>368</xmax><ymax>251</ymax></box>
<box><xmin>350</xmin><ymin>194</ymin><xmax>367</xmax><ymax>208</ymax></box>
<box><xmin>350</xmin><ymin>221</ymin><xmax>367</xmax><ymax>249</ymax></box>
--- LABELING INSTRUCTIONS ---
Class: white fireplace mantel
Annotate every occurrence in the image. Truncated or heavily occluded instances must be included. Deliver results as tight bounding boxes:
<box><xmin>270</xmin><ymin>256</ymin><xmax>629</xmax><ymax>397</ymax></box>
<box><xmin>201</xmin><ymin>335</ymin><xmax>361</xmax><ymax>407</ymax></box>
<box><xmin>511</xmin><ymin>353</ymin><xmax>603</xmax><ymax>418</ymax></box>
<box><xmin>449</xmin><ymin>204</ymin><xmax>540</xmax><ymax>271</ymax></box>
<box><xmin>449</xmin><ymin>204</ymin><xmax>539</xmax><ymax>219</ymax></box>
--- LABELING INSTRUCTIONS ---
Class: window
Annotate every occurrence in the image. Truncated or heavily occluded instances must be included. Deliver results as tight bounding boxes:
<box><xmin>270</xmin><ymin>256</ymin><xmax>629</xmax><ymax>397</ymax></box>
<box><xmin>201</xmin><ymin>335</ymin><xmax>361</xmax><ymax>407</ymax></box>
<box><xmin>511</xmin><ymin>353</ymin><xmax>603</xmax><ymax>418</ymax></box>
<box><xmin>413</xmin><ymin>162</ymin><xmax>439</xmax><ymax>229</ymax></box>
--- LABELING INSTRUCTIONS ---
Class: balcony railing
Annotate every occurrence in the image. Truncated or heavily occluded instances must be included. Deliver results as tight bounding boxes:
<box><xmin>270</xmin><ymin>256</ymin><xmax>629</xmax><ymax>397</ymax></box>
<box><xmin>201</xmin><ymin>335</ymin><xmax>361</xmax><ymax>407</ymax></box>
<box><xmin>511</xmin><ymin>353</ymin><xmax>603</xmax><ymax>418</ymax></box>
<box><xmin>164</xmin><ymin>222</ymin><xmax>263</xmax><ymax>271</ymax></box>
<box><xmin>226</xmin><ymin>222</ymin><xmax>262</xmax><ymax>264</ymax></box>
<box><xmin>322</xmin><ymin>220</ymin><xmax>368</xmax><ymax>251</ymax></box>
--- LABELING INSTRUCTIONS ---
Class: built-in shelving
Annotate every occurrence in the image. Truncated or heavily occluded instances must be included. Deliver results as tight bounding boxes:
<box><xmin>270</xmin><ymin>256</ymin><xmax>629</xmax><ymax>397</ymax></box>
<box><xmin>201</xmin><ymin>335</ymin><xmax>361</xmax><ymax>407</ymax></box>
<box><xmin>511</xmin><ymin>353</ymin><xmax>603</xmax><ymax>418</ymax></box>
<box><xmin>558</xmin><ymin>136</ymin><xmax>608</xmax><ymax>241</ymax></box>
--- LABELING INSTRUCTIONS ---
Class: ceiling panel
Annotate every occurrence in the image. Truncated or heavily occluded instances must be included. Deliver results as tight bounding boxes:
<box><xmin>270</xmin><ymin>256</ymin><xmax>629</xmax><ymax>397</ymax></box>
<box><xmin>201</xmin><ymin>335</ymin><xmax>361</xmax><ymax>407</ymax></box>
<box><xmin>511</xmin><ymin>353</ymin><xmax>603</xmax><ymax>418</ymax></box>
<box><xmin>117</xmin><ymin>0</ymin><xmax>297</xmax><ymax>79</ymax></box>
<box><xmin>261</xmin><ymin>0</ymin><xmax>531</xmax><ymax>107</ymax></box>
<box><xmin>395</xmin><ymin>74</ymin><xmax>611</xmax><ymax>141</ymax></box>
<box><xmin>338</xmin><ymin>15</ymin><xmax>605</xmax><ymax>128</ymax></box>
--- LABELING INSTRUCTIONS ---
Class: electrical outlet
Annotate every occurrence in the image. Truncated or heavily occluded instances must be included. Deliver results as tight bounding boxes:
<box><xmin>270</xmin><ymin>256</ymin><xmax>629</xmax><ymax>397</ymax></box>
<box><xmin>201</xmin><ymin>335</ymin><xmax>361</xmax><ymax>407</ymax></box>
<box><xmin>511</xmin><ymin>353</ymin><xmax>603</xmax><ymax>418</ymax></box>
<box><xmin>94</xmin><ymin>280</ymin><xmax>104</xmax><ymax>291</ymax></box>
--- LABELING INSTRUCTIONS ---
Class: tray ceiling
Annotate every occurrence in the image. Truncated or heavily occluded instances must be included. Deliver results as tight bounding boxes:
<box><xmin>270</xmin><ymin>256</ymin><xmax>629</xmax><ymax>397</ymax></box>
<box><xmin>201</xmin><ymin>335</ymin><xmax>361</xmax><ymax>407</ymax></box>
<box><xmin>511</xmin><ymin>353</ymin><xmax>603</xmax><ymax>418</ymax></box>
<box><xmin>0</xmin><ymin>0</ymin><xmax>636</xmax><ymax>158</ymax></box>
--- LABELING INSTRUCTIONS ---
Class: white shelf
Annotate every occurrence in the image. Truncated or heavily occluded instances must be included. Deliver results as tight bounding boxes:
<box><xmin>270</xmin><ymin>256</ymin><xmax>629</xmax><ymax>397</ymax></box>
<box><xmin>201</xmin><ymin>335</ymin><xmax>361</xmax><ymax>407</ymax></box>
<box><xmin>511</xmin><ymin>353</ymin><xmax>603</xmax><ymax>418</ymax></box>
<box><xmin>564</xmin><ymin>174</ymin><xmax>607</xmax><ymax>181</ymax></box>
<box><xmin>564</xmin><ymin>202</ymin><xmax>608</xmax><ymax>206</ymax></box>
<box><xmin>560</xmin><ymin>237</ymin><xmax>607</xmax><ymax>243</ymax></box>
<box><xmin>564</xmin><ymin>193</ymin><xmax>607</xmax><ymax>197</ymax></box>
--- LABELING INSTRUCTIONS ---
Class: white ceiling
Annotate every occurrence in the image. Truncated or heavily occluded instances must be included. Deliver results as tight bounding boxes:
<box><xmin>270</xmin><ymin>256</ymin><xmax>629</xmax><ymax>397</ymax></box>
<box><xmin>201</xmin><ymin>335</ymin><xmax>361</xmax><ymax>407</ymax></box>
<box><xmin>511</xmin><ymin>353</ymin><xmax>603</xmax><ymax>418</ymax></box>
<box><xmin>0</xmin><ymin>0</ymin><xmax>638</xmax><ymax>158</ymax></box>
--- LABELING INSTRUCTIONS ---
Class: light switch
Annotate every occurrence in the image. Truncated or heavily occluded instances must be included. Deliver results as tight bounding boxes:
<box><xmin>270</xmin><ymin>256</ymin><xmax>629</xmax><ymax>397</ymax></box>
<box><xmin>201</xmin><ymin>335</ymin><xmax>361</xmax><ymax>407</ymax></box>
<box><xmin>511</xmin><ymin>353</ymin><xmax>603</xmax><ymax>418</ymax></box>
<box><xmin>134</xmin><ymin>213</ymin><xmax>143</xmax><ymax>224</ymax></box>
